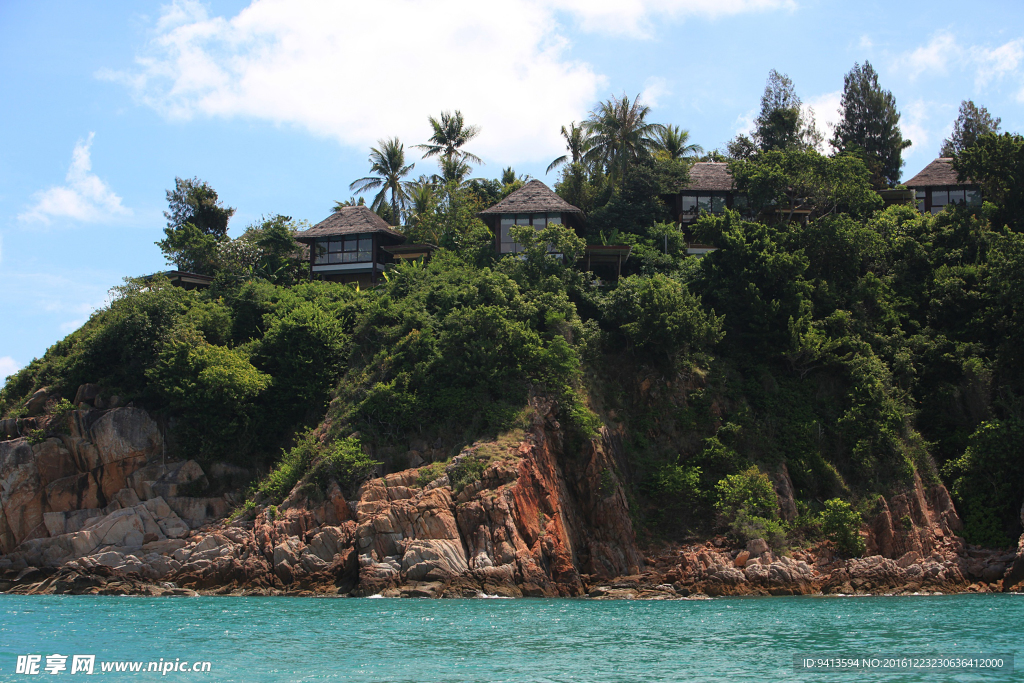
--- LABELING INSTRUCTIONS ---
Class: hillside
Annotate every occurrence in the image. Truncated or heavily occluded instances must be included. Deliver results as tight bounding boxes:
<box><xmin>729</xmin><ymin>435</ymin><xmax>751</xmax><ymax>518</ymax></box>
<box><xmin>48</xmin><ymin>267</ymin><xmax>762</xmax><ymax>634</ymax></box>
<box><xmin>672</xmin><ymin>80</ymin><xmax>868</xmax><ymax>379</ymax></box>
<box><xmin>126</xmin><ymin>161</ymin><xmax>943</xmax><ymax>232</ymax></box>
<box><xmin>2</xmin><ymin>139</ymin><xmax>1024</xmax><ymax>596</ymax></box>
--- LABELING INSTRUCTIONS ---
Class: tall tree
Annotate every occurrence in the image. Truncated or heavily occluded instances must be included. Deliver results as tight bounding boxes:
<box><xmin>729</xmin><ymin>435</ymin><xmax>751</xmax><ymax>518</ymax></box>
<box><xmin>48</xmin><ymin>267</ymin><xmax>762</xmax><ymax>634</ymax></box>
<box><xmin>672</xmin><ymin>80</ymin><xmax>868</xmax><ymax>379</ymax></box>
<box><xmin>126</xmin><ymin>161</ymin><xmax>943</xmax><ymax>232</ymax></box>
<box><xmin>954</xmin><ymin>133</ymin><xmax>1024</xmax><ymax>232</ymax></box>
<box><xmin>157</xmin><ymin>177</ymin><xmax>235</xmax><ymax>274</ymax></box>
<box><xmin>546</xmin><ymin>122</ymin><xmax>593</xmax><ymax>174</ymax></box>
<box><xmin>655</xmin><ymin>125</ymin><xmax>704</xmax><ymax>160</ymax></box>
<box><xmin>941</xmin><ymin>100</ymin><xmax>1002</xmax><ymax>157</ymax></box>
<box><xmin>349</xmin><ymin>137</ymin><xmax>415</xmax><ymax>224</ymax></box>
<box><xmin>163</xmin><ymin>176</ymin><xmax>235</xmax><ymax>238</ymax></box>
<box><xmin>831</xmin><ymin>61</ymin><xmax>911</xmax><ymax>189</ymax></box>
<box><xmin>416</xmin><ymin>110</ymin><xmax>482</xmax><ymax>164</ymax></box>
<box><xmin>752</xmin><ymin>70</ymin><xmax>822</xmax><ymax>153</ymax></box>
<box><xmin>585</xmin><ymin>94</ymin><xmax>665</xmax><ymax>185</ymax></box>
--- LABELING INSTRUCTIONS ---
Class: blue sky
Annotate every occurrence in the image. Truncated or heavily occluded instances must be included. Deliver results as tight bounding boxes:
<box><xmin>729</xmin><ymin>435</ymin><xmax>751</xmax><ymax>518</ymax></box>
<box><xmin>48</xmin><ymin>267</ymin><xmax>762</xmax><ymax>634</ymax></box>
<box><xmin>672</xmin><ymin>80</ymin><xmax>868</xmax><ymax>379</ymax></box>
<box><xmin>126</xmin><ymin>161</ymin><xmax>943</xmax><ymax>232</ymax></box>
<box><xmin>2</xmin><ymin>0</ymin><xmax>1023</xmax><ymax>383</ymax></box>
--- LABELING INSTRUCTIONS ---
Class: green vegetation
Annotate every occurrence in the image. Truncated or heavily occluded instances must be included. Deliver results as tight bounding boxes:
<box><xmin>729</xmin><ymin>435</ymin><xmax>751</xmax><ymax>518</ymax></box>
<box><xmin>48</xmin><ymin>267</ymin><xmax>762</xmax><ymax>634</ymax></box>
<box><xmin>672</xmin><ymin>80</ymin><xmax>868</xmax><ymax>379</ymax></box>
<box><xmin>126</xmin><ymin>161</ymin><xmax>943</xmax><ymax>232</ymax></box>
<box><xmin>820</xmin><ymin>498</ymin><xmax>866</xmax><ymax>557</ymax></box>
<box><xmin>3</xmin><ymin>74</ymin><xmax>1023</xmax><ymax>552</ymax></box>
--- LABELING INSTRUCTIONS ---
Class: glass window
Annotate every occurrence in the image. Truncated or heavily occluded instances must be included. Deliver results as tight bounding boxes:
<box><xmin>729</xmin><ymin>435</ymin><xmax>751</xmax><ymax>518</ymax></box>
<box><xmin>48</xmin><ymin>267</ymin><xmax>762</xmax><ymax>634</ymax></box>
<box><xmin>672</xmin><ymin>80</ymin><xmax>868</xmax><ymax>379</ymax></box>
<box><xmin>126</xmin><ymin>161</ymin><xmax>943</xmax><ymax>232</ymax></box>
<box><xmin>500</xmin><ymin>217</ymin><xmax>519</xmax><ymax>254</ymax></box>
<box><xmin>697</xmin><ymin>195</ymin><xmax>712</xmax><ymax>213</ymax></box>
<box><xmin>681</xmin><ymin>195</ymin><xmax>697</xmax><ymax>212</ymax></box>
<box><xmin>329</xmin><ymin>250</ymin><xmax>343</xmax><ymax>264</ymax></box>
<box><xmin>712</xmin><ymin>195</ymin><xmax>726</xmax><ymax>213</ymax></box>
<box><xmin>916</xmin><ymin>190</ymin><xmax>926</xmax><ymax>213</ymax></box>
<box><xmin>343</xmin><ymin>237</ymin><xmax>358</xmax><ymax>252</ymax></box>
<box><xmin>328</xmin><ymin>239</ymin><xmax>343</xmax><ymax>253</ymax></box>
<box><xmin>315</xmin><ymin>242</ymin><xmax>328</xmax><ymax>265</ymax></box>
<box><xmin>547</xmin><ymin>213</ymin><xmax>562</xmax><ymax>227</ymax></box>
<box><xmin>966</xmin><ymin>189</ymin><xmax>982</xmax><ymax>207</ymax></box>
<box><xmin>948</xmin><ymin>189</ymin><xmax>965</xmax><ymax>205</ymax></box>
<box><xmin>516</xmin><ymin>215</ymin><xmax>531</xmax><ymax>225</ymax></box>
<box><xmin>931</xmin><ymin>189</ymin><xmax>948</xmax><ymax>206</ymax></box>
<box><xmin>533</xmin><ymin>214</ymin><xmax>546</xmax><ymax>230</ymax></box>
<box><xmin>358</xmin><ymin>237</ymin><xmax>373</xmax><ymax>261</ymax></box>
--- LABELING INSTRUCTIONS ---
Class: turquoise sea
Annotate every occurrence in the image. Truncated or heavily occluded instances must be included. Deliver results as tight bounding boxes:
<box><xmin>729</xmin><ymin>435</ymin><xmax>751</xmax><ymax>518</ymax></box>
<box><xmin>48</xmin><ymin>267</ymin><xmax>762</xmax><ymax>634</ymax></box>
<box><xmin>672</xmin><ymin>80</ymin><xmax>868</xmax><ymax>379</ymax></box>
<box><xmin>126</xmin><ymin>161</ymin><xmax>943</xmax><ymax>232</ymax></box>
<box><xmin>0</xmin><ymin>594</ymin><xmax>1021</xmax><ymax>682</ymax></box>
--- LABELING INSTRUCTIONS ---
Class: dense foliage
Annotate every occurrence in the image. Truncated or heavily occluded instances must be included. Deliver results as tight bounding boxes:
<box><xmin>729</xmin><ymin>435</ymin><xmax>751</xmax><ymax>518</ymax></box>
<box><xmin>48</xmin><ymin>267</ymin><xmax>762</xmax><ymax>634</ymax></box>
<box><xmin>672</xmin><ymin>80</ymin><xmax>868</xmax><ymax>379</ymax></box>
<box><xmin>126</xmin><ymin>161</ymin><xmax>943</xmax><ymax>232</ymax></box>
<box><xmin>4</xmin><ymin>96</ymin><xmax>1023</xmax><ymax>553</ymax></box>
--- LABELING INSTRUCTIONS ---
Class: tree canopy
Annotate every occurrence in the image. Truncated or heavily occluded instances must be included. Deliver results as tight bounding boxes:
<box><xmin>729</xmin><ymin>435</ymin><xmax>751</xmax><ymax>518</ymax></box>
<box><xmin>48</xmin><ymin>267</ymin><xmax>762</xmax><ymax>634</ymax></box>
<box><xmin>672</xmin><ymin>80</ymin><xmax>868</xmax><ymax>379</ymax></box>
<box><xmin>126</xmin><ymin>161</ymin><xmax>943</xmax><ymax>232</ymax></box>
<box><xmin>831</xmin><ymin>61</ymin><xmax>911</xmax><ymax>189</ymax></box>
<box><xmin>941</xmin><ymin>100</ymin><xmax>1002</xmax><ymax>157</ymax></box>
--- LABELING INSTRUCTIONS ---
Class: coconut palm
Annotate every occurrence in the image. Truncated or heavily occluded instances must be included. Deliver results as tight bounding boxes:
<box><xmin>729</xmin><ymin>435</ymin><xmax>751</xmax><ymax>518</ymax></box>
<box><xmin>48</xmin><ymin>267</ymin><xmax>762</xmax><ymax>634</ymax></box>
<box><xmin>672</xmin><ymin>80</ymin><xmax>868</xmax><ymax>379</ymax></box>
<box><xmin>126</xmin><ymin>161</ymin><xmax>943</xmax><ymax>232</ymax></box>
<box><xmin>585</xmin><ymin>94</ymin><xmax>664</xmax><ymax>184</ymax></box>
<box><xmin>415</xmin><ymin>110</ymin><xmax>482</xmax><ymax>165</ymax></box>
<box><xmin>348</xmin><ymin>138</ymin><xmax>415</xmax><ymax>223</ymax></box>
<box><xmin>432</xmin><ymin>155</ymin><xmax>474</xmax><ymax>186</ymax></box>
<box><xmin>405</xmin><ymin>176</ymin><xmax>435</xmax><ymax>227</ymax></box>
<box><xmin>546</xmin><ymin>122</ymin><xmax>593</xmax><ymax>174</ymax></box>
<box><xmin>655</xmin><ymin>125</ymin><xmax>704</xmax><ymax>160</ymax></box>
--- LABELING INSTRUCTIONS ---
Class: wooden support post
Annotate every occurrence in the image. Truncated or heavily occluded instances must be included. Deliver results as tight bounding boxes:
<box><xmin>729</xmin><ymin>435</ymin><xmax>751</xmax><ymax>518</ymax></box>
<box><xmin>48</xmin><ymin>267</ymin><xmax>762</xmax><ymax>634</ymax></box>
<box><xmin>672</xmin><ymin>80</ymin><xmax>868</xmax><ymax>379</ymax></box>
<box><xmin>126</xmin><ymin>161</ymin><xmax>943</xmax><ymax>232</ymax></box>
<box><xmin>616</xmin><ymin>253</ymin><xmax>621</xmax><ymax>279</ymax></box>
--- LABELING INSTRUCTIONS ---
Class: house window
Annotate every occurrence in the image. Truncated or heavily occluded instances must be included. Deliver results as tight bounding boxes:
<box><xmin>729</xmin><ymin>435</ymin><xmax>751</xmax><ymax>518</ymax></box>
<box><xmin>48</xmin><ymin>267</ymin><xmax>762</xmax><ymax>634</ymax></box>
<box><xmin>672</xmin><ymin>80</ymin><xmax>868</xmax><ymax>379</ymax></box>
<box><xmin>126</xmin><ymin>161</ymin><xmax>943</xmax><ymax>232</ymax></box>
<box><xmin>498</xmin><ymin>213</ymin><xmax>563</xmax><ymax>253</ymax></box>
<box><xmin>966</xmin><ymin>189</ymin><xmax>981</xmax><ymax>207</ymax></box>
<box><xmin>314</xmin><ymin>236</ymin><xmax>373</xmax><ymax>264</ymax></box>
<box><xmin>681</xmin><ymin>193</ymin><xmax>729</xmax><ymax>218</ymax></box>
<box><xmin>916</xmin><ymin>190</ymin><xmax>926</xmax><ymax>213</ymax></box>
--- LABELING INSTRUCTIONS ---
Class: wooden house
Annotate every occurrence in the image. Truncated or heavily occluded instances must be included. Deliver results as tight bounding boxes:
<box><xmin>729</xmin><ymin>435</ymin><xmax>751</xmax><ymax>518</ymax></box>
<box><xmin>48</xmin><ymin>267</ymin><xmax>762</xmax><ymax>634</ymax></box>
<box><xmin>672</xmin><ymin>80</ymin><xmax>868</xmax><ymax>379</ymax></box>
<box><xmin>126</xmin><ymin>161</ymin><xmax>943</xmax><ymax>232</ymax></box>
<box><xmin>294</xmin><ymin>206</ymin><xmax>407</xmax><ymax>288</ymax></box>
<box><xmin>478</xmin><ymin>179</ymin><xmax>630</xmax><ymax>278</ymax></box>
<box><xmin>478</xmin><ymin>179</ymin><xmax>585</xmax><ymax>255</ymax></box>
<box><xmin>904</xmin><ymin>158</ymin><xmax>981</xmax><ymax>214</ymax></box>
<box><xmin>668</xmin><ymin>162</ymin><xmax>750</xmax><ymax>255</ymax></box>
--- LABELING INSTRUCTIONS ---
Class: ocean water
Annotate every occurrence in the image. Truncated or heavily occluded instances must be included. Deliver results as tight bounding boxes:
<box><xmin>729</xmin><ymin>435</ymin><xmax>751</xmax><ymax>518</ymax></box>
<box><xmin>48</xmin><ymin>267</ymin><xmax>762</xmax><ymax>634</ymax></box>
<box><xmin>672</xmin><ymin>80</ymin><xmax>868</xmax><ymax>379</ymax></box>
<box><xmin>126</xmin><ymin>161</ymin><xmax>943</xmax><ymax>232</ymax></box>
<box><xmin>0</xmin><ymin>594</ymin><xmax>1021</xmax><ymax>682</ymax></box>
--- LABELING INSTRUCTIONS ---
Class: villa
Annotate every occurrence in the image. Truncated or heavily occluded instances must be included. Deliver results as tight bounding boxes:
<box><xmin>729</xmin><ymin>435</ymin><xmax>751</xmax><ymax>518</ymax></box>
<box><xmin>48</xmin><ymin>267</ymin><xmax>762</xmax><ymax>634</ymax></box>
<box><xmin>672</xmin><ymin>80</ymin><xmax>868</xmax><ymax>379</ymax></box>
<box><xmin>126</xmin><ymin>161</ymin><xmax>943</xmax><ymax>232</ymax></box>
<box><xmin>904</xmin><ymin>158</ymin><xmax>981</xmax><ymax>214</ymax></box>
<box><xmin>294</xmin><ymin>206</ymin><xmax>412</xmax><ymax>288</ymax></box>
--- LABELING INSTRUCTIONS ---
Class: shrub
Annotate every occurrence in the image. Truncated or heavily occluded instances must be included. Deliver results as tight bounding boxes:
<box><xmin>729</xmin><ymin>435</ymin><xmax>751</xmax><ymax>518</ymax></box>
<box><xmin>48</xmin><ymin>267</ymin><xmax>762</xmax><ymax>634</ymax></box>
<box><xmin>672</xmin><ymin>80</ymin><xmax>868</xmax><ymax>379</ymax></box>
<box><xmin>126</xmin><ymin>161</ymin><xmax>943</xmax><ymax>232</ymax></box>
<box><xmin>49</xmin><ymin>398</ymin><xmax>76</xmax><ymax>419</ymax></box>
<box><xmin>449</xmin><ymin>455</ymin><xmax>489</xmax><ymax>493</ymax></box>
<box><xmin>310</xmin><ymin>437</ymin><xmax>379</xmax><ymax>495</ymax></box>
<box><xmin>416</xmin><ymin>460</ymin><xmax>449</xmax><ymax>487</ymax></box>
<box><xmin>715</xmin><ymin>466</ymin><xmax>785</xmax><ymax>545</ymax></box>
<box><xmin>820</xmin><ymin>498</ymin><xmax>865</xmax><ymax>557</ymax></box>
<box><xmin>943</xmin><ymin>419</ymin><xmax>1024</xmax><ymax>548</ymax></box>
<box><xmin>715</xmin><ymin>466</ymin><xmax>779</xmax><ymax>520</ymax></box>
<box><xmin>654</xmin><ymin>463</ymin><xmax>702</xmax><ymax>497</ymax></box>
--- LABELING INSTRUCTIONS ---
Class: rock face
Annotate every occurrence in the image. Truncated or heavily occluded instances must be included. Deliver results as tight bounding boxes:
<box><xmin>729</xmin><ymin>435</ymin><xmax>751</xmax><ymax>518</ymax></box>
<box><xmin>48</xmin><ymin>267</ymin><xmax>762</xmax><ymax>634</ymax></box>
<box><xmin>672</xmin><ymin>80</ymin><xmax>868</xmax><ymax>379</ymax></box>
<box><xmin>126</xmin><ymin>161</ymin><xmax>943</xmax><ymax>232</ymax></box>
<box><xmin>0</xmin><ymin>406</ymin><xmax>231</xmax><ymax>557</ymax></box>
<box><xmin>864</xmin><ymin>472</ymin><xmax>964</xmax><ymax>561</ymax></box>
<box><xmin>2</xmin><ymin>400</ymin><xmax>1012</xmax><ymax>600</ymax></box>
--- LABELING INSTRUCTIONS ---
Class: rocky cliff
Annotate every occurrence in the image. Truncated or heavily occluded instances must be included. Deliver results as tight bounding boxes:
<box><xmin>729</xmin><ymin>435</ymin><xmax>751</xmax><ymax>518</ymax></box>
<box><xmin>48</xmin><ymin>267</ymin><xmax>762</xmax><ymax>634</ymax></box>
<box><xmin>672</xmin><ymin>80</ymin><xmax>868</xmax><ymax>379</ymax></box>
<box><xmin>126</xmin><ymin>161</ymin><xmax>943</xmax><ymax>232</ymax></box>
<box><xmin>2</xmin><ymin>400</ymin><xmax>1022</xmax><ymax>598</ymax></box>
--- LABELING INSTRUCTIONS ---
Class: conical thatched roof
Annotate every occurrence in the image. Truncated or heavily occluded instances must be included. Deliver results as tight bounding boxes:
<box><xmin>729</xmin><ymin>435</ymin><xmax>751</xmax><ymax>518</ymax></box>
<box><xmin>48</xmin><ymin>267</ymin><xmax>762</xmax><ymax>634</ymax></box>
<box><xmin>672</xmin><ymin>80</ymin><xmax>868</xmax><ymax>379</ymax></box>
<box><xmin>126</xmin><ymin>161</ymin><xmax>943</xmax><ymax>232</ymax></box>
<box><xmin>904</xmin><ymin>158</ymin><xmax>966</xmax><ymax>187</ymax></box>
<box><xmin>680</xmin><ymin>162</ymin><xmax>736</xmax><ymax>192</ymax></box>
<box><xmin>479</xmin><ymin>180</ymin><xmax>582</xmax><ymax>215</ymax></box>
<box><xmin>295</xmin><ymin>206</ymin><xmax>405</xmax><ymax>242</ymax></box>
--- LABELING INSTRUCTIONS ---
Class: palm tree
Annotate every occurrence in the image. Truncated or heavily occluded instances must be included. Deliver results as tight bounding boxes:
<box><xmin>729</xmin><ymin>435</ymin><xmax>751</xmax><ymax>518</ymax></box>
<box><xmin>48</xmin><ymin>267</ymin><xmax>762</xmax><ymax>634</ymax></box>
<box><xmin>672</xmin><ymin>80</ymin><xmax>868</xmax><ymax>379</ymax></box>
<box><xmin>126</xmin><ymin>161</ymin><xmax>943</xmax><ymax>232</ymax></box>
<box><xmin>332</xmin><ymin>196</ymin><xmax>365</xmax><ymax>212</ymax></box>
<box><xmin>405</xmin><ymin>176</ymin><xmax>435</xmax><ymax>227</ymax></box>
<box><xmin>432</xmin><ymin>155</ymin><xmax>473</xmax><ymax>186</ymax></box>
<box><xmin>584</xmin><ymin>94</ymin><xmax>664</xmax><ymax>184</ymax></box>
<box><xmin>349</xmin><ymin>138</ymin><xmax>415</xmax><ymax>223</ymax></box>
<box><xmin>415</xmin><ymin>110</ymin><xmax>482</xmax><ymax>164</ymax></box>
<box><xmin>655</xmin><ymin>125</ymin><xmax>704</xmax><ymax>160</ymax></box>
<box><xmin>546</xmin><ymin>122</ymin><xmax>593</xmax><ymax>174</ymax></box>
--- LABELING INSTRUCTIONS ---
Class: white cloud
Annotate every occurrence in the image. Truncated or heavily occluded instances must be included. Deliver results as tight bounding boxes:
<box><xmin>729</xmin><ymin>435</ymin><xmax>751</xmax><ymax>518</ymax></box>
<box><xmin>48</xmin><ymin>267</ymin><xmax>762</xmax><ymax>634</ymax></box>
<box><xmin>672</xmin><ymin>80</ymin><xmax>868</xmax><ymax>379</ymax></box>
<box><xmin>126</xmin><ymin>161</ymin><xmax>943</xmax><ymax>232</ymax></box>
<box><xmin>903</xmin><ymin>31</ymin><xmax>959</xmax><ymax>79</ymax></box>
<box><xmin>0</xmin><ymin>357</ymin><xmax>19</xmax><ymax>383</ymax></box>
<box><xmin>972</xmin><ymin>38</ymin><xmax>1024</xmax><ymax>88</ymax></box>
<box><xmin>802</xmin><ymin>90</ymin><xmax>842</xmax><ymax>149</ymax></box>
<box><xmin>102</xmin><ymin>0</ymin><xmax>794</xmax><ymax>165</ymax></box>
<box><xmin>640</xmin><ymin>76</ymin><xmax>670</xmax><ymax>108</ymax></box>
<box><xmin>19</xmin><ymin>133</ymin><xmax>131</xmax><ymax>224</ymax></box>
<box><xmin>895</xmin><ymin>31</ymin><xmax>1024</xmax><ymax>93</ymax></box>
<box><xmin>900</xmin><ymin>98</ymin><xmax>936</xmax><ymax>157</ymax></box>
<box><xmin>550</xmin><ymin>0</ymin><xmax>794</xmax><ymax>38</ymax></box>
<box><xmin>733</xmin><ymin>108</ymin><xmax>757</xmax><ymax>137</ymax></box>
